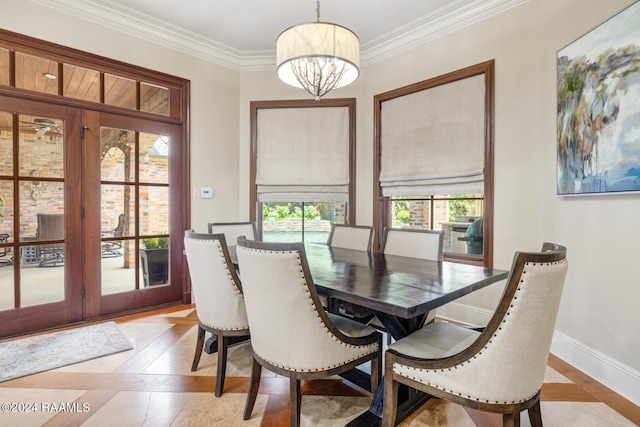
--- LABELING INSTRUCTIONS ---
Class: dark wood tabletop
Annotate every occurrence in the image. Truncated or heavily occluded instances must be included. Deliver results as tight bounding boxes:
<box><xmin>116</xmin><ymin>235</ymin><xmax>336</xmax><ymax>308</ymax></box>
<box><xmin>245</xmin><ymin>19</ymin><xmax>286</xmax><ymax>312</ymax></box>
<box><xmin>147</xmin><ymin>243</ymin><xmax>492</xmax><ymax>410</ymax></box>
<box><xmin>302</xmin><ymin>243</ymin><xmax>510</xmax><ymax>426</ymax></box>
<box><xmin>304</xmin><ymin>243</ymin><xmax>509</xmax><ymax>333</ymax></box>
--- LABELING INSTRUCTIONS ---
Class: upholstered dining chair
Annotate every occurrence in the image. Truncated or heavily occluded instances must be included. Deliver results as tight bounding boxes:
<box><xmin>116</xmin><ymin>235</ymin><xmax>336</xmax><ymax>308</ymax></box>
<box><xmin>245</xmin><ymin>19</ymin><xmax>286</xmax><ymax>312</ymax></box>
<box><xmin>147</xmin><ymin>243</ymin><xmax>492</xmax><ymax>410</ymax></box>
<box><xmin>207</xmin><ymin>221</ymin><xmax>257</xmax><ymax>242</ymax></box>
<box><xmin>236</xmin><ymin>238</ymin><xmax>383</xmax><ymax>427</ymax></box>
<box><xmin>381</xmin><ymin>242</ymin><xmax>568</xmax><ymax>427</ymax></box>
<box><xmin>380</xmin><ymin>227</ymin><xmax>444</xmax><ymax>326</ymax></box>
<box><xmin>323</xmin><ymin>224</ymin><xmax>373</xmax><ymax>312</ymax></box>
<box><xmin>183</xmin><ymin>230</ymin><xmax>250</xmax><ymax>397</ymax></box>
<box><xmin>380</xmin><ymin>227</ymin><xmax>444</xmax><ymax>261</ymax></box>
<box><xmin>327</xmin><ymin>224</ymin><xmax>373</xmax><ymax>252</ymax></box>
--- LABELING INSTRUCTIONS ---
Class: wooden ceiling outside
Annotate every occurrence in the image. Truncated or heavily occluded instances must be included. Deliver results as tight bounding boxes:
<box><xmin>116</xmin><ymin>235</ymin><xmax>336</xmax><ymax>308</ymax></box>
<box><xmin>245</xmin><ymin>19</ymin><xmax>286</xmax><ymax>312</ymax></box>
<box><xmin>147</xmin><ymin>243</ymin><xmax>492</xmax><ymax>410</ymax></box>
<box><xmin>0</xmin><ymin>47</ymin><xmax>170</xmax><ymax>135</ymax></box>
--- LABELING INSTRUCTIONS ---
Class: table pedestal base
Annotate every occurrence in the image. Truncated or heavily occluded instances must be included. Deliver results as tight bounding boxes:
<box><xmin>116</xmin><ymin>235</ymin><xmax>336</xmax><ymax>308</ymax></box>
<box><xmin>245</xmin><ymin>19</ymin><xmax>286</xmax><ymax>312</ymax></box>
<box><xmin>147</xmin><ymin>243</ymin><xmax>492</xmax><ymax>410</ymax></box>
<box><xmin>346</xmin><ymin>381</ymin><xmax>431</xmax><ymax>426</ymax></box>
<box><xmin>204</xmin><ymin>335</ymin><xmax>250</xmax><ymax>354</ymax></box>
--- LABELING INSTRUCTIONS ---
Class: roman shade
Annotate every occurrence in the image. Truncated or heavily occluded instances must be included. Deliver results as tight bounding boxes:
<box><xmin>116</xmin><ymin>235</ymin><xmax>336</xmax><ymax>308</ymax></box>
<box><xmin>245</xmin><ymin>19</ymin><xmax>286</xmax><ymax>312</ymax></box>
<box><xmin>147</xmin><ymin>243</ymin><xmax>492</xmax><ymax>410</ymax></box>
<box><xmin>379</xmin><ymin>74</ymin><xmax>485</xmax><ymax>196</ymax></box>
<box><xmin>256</xmin><ymin>106</ymin><xmax>350</xmax><ymax>202</ymax></box>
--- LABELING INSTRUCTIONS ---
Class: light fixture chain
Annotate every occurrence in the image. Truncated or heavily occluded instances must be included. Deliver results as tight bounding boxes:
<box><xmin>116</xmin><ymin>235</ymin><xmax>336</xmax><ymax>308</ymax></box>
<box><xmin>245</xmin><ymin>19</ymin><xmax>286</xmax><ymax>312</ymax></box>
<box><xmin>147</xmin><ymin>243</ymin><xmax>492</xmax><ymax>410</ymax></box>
<box><xmin>316</xmin><ymin>0</ymin><xmax>321</xmax><ymax>22</ymax></box>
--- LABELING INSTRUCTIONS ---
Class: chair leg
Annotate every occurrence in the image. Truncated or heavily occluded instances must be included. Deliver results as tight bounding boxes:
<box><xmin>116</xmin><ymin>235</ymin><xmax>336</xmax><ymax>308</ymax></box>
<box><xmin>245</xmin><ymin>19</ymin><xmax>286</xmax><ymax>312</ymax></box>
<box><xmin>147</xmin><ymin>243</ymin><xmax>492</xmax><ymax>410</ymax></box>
<box><xmin>191</xmin><ymin>325</ymin><xmax>206</xmax><ymax>371</ymax></box>
<box><xmin>381</xmin><ymin>356</ymin><xmax>399</xmax><ymax>427</ymax></box>
<box><xmin>503</xmin><ymin>411</ymin><xmax>520</xmax><ymax>427</ymax></box>
<box><xmin>215</xmin><ymin>334</ymin><xmax>228</xmax><ymax>397</ymax></box>
<box><xmin>370</xmin><ymin>334</ymin><xmax>382</xmax><ymax>393</ymax></box>
<box><xmin>528</xmin><ymin>398</ymin><xmax>543</xmax><ymax>427</ymax></box>
<box><xmin>243</xmin><ymin>358</ymin><xmax>262</xmax><ymax>420</ymax></box>
<box><xmin>289</xmin><ymin>375</ymin><xmax>301</xmax><ymax>427</ymax></box>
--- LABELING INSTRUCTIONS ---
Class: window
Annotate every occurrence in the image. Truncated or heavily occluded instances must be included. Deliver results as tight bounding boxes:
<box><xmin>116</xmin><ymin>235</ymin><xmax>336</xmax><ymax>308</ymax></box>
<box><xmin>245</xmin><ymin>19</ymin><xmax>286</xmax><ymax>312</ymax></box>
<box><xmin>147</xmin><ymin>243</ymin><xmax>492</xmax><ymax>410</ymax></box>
<box><xmin>374</xmin><ymin>60</ymin><xmax>495</xmax><ymax>266</ymax></box>
<box><xmin>261</xmin><ymin>201</ymin><xmax>346</xmax><ymax>243</ymax></box>
<box><xmin>250</xmin><ymin>99</ymin><xmax>356</xmax><ymax>241</ymax></box>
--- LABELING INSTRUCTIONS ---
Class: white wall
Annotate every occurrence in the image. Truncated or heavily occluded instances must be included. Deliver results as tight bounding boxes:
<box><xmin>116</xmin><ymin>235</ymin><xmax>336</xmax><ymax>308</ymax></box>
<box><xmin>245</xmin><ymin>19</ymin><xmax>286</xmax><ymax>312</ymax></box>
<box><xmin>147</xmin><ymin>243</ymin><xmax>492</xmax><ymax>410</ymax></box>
<box><xmin>4</xmin><ymin>0</ymin><xmax>640</xmax><ymax>406</ymax></box>
<box><xmin>1</xmin><ymin>0</ymin><xmax>241</xmax><ymax>233</ymax></box>
<box><xmin>239</xmin><ymin>0</ymin><xmax>640</xmax><ymax>405</ymax></box>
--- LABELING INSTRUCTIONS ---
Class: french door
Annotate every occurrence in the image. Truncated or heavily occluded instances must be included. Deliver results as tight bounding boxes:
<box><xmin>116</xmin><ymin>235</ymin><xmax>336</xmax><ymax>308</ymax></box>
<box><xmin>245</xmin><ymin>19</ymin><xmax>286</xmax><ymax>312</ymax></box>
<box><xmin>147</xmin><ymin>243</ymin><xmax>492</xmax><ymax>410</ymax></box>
<box><xmin>0</xmin><ymin>97</ymin><xmax>185</xmax><ymax>337</ymax></box>
<box><xmin>83</xmin><ymin>110</ymin><xmax>184</xmax><ymax>318</ymax></box>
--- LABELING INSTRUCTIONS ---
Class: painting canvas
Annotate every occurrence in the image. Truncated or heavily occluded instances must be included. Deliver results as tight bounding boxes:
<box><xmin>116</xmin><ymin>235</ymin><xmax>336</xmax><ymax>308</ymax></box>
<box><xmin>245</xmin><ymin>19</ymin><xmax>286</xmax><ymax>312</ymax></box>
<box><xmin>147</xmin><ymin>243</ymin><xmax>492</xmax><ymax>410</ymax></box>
<box><xmin>557</xmin><ymin>2</ymin><xmax>640</xmax><ymax>195</ymax></box>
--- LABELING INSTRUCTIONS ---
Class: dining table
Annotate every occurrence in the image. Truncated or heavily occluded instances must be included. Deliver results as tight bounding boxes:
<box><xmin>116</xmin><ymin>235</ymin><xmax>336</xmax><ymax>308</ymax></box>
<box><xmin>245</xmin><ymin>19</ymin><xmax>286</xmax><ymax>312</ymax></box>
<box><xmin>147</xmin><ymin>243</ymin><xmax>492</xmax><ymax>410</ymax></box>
<box><xmin>301</xmin><ymin>243</ymin><xmax>510</xmax><ymax>426</ymax></box>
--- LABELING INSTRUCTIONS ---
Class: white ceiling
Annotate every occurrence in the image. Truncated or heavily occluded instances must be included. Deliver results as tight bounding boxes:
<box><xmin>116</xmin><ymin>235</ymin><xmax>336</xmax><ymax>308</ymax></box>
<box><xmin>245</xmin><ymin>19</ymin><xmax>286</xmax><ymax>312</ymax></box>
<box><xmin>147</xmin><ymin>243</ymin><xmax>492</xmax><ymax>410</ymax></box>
<box><xmin>33</xmin><ymin>0</ymin><xmax>529</xmax><ymax>69</ymax></box>
<box><xmin>104</xmin><ymin>0</ymin><xmax>454</xmax><ymax>51</ymax></box>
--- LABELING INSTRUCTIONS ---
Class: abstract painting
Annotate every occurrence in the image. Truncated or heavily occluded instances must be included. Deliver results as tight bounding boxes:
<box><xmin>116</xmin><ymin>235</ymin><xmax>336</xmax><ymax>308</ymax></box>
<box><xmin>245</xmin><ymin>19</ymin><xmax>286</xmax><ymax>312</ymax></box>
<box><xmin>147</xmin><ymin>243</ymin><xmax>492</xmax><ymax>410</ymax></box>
<box><xmin>557</xmin><ymin>2</ymin><xmax>640</xmax><ymax>195</ymax></box>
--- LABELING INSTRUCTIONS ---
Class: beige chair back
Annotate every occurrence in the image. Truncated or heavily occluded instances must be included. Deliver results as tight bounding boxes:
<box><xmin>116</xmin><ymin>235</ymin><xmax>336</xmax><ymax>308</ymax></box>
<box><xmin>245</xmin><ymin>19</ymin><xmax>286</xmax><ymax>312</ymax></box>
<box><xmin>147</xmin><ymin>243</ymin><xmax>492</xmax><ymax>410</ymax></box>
<box><xmin>391</xmin><ymin>243</ymin><xmax>568</xmax><ymax>403</ymax></box>
<box><xmin>207</xmin><ymin>222</ymin><xmax>257</xmax><ymax>243</ymax></box>
<box><xmin>236</xmin><ymin>239</ymin><xmax>379</xmax><ymax>372</ymax></box>
<box><xmin>381</xmin><ymin>228</ymin><xmax>444</xmax><ymax>261</ymax></box>
<box><xmin>327</xmin><ymin>224</ymin><xmax>373</xmax><ymax>252</ymax></box>
<box><xmin>183</xmin><ymin>231</ymin><xmax>248</xmax><ymax>331</ymax></box>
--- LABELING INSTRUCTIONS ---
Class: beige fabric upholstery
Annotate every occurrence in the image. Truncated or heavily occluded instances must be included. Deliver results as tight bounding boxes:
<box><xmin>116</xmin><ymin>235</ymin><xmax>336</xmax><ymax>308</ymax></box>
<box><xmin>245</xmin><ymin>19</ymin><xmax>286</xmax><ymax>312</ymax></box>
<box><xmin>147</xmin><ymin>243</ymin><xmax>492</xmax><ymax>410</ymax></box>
<box><xmin>380</xmin><ymin>228</ymin><xmax>444</xmax><ymax>325</ymax></box>
<box><xmin>237</xmin><ymin>238</ymin><xmax>382</xmax><ymax>426</ymax></box>
<box><xmin>236</xmin><ymin>242</ymin><xmax>379</xmax><ymax>371</ymax></box>
<box><xmin>383</xmin><ymin>243</ymin><xmax>568</xmax><ymax>427</ymax></box>
<box><xmin>389</xmin><ymin>321</ymin><xmax>480</xmax><ymax>359</ymax></box>
<box><xmin>184</xmin><ymin>232</ymin><xmax>248</xmax><ymax>331</ymax></box>
<box><xmin>381</xmin><ymin>228</ymin><xmax>444</xmax><ymax>261</ymax></box>
<box><xmin>183</xmin><ymin>231</ymin><xmax>250</xmax><ymax>397</ymax></box>
<box><xmin>394</xmin><ymin>258</ymin><xmax>568</xmax><ymax>403</ymax></box>
<box><xmin>208</xmin><ymin>222</ymin><xmax>257</xmax><ymax>245</ymax></box>
<box><xmin>327</xmin><ymin>224</ymin><xmax>373</xmax><ymax>252</ymax></box>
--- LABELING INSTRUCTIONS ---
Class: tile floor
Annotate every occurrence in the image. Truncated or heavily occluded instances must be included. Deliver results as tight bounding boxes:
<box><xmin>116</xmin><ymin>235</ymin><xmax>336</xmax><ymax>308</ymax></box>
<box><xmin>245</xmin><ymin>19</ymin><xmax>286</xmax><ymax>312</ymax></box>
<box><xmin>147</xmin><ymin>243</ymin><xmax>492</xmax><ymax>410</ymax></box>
<box><xmin>0</xmin><ymin>305</ymin><xmax>638</xmax><ymax>426</ymax></box>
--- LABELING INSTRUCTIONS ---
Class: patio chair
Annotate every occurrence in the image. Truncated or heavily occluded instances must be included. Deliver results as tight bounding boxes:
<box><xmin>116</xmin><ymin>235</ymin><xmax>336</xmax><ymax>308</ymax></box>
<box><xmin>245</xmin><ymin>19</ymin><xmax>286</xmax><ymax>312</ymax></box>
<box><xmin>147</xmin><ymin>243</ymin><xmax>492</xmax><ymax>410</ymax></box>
<box><xmin>0</xmin><ymin>234</ymin><xmax>13</xmax><ymax>267</ymax></box>
<box><xmin>101</xmin><ymin>213</ymin><xmax>125</xmax><ymax>258</ymax></box>
<box><xmin>382</xmin><ymin>243</ymin><xmax>568</xmax><ymax>427</ymax></box>
<box><xmin>37</xmin><ymin>213</ymin><xmax>65</xmax><ymax>267</ymax></box>
<box><xmin>183</xmin><ymin>230</ymin><xmax>250</xmax><ymax>397</ymax></box>
<box><xmin>236</xmin><ymin>238</ymin><xmax>382</xmax><ymax>427</ymax></box>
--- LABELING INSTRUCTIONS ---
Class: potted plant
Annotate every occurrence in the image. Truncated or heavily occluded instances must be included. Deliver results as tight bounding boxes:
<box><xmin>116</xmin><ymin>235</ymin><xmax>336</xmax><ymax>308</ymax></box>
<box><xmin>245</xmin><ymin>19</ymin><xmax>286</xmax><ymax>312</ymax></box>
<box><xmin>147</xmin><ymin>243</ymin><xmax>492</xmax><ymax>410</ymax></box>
<box><xmin>140</xmin><ymin>236</ymin><xmax>169</xmax><ymax>286</ymax></box>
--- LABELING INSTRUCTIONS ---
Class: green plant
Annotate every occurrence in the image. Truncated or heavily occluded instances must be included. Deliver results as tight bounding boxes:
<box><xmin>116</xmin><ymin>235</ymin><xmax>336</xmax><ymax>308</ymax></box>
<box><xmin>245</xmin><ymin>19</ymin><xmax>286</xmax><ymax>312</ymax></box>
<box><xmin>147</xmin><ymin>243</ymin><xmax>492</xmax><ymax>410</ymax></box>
<box><xmin>396</xmin><ymin>210</ymin><xmax>410</xmax><ymax>224</ymax></box>
<box><xmin>447</xmin><ymin>195</ymin><xmax>476</xmax><ymax>221</ymax></box>
<box><xmin>304</xmin><ymin>204</ymin><xmax>320</xmax><ymax>220</ymax></box>
<box><xmin>143</xmin><ymin>236</ymin><xmax>169</xmax><ymax>249</ymax></box>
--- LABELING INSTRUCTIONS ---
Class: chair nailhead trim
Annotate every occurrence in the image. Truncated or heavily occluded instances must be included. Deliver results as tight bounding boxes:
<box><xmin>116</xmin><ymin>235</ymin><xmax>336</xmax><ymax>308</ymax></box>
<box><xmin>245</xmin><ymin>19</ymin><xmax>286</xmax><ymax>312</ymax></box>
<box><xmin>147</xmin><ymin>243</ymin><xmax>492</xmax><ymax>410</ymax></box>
<box><xmin>242</xmin><ymin>246</ymin><xmax>378</xmax><ymax>370</ymax></box>
<box><xmin>395</xmin><ymin>259</ymin><xmax>567</xmax><ymax>403</ymax></box>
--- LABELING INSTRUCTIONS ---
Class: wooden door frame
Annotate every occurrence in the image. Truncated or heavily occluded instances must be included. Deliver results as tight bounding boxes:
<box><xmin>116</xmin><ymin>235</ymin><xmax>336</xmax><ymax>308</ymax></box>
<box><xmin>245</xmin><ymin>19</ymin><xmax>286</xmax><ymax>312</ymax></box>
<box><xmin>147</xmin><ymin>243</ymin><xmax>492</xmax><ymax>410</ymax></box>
<box><xmin>83</xmin><ymin>111</ymin><xmax>186</xmax><ymax>318</ymax></box>
<box><xmin>0</xmin><ymin>96</ymin><xmax>84</xmax><ymax>335</ymax></box>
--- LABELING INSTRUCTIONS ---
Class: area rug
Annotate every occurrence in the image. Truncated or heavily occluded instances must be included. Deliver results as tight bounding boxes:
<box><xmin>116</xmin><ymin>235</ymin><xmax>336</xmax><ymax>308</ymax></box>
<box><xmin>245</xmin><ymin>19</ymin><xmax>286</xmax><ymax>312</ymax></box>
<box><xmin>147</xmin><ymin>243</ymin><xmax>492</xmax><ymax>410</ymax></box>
<box><xmin>0</xmin><ymin>321</ymin><xmax>133</xmax><ymax>382</ymax></box>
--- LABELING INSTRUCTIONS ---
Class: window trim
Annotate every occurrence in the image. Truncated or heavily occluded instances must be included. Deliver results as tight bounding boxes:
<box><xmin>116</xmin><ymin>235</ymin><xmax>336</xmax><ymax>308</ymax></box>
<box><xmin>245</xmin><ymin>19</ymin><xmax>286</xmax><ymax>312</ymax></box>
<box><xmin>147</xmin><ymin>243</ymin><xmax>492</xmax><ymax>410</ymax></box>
<box><xmin>249</xmin><ymin>98</ymin><xmax>357</xmax><ymax>235</ymax></box>
<box><xmin>373</xmin><ymin>60</ymin><xmax>495</xmax><ymax>267</ymax></box>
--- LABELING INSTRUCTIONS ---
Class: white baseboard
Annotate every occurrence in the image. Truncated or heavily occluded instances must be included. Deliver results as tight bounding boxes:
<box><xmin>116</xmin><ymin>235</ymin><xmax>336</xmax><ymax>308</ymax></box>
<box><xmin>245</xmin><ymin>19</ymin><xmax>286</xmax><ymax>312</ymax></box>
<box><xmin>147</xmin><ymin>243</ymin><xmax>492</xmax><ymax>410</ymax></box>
<box><xmin>438</xmin><ymin>302</ymin><xmax>640</xmax><ymax>407</ymax></box>
<box><xmin>436</xmin><ymin>301</ymin><xmax>494</xmax><ymax>326</ymax></box>
<box><xmin>551</xmin><ymin>331</ymin><xmax>640</xmax><ymax>406</ymax></box>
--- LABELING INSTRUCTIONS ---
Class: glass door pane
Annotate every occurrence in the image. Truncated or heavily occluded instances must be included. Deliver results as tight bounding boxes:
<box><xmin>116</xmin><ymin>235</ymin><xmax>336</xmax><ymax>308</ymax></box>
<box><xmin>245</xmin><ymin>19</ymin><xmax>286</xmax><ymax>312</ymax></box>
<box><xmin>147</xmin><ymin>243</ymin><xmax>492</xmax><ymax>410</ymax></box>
<box><xmin>18</xmin><ymin>115</ymin><xmax>65</xmax><ymax>306</ymax></box>
<box><xmin>0</xmin><ymin>97</ymin><xmax>83</xmax><ymax>337</ymax></box>
<box><xmin>99</xmin><ymin>126</ymin><xmax>171</xmax><ymax>296</ymax></box>
<box><xmin>100</xmin><ymin>128</ymin><xmax>138</xmax><ymax>295</ymax></box>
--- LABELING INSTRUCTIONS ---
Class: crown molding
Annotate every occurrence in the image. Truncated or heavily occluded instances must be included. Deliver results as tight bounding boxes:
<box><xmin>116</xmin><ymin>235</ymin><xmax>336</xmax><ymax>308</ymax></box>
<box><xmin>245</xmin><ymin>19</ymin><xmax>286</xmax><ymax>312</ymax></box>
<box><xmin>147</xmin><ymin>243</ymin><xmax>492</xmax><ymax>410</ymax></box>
<box><xmin>360</xmin><ymin>0</ymin><xmax>530</xmax><ymax>66</ymax></box>
<box><xmin>29</xmin><ymin>0</ymin><xmax>529</xmax><ymax>72</ymax></box>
